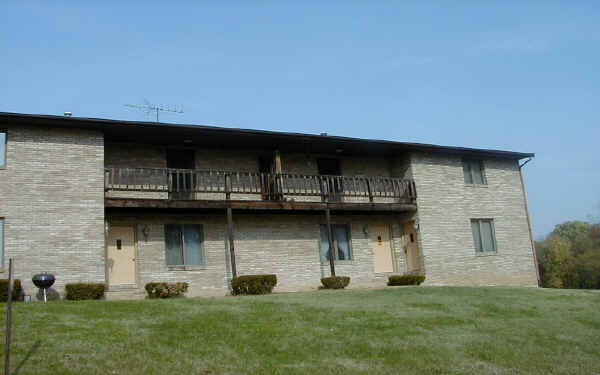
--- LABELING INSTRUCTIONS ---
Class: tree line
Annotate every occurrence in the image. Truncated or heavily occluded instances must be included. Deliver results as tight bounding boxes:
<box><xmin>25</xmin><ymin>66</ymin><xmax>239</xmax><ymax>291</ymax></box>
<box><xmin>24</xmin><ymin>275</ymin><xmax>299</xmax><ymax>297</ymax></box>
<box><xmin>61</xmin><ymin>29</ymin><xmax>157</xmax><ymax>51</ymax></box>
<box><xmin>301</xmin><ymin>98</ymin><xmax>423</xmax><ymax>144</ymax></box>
<box><xmin>535</xmin><ymin>221</ymin><xmax>600</xmax><ymax>289</ymax></box>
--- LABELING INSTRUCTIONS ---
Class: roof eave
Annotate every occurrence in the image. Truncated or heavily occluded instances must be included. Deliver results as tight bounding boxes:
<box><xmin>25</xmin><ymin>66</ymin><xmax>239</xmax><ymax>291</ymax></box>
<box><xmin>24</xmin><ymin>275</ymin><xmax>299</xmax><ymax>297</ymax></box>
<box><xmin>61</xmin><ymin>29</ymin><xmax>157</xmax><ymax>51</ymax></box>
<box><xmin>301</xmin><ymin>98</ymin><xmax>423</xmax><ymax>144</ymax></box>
<box><xmin>0</xmin><ymin>111</ymin><xmax>535</xmax><ymax>160</ymax></box>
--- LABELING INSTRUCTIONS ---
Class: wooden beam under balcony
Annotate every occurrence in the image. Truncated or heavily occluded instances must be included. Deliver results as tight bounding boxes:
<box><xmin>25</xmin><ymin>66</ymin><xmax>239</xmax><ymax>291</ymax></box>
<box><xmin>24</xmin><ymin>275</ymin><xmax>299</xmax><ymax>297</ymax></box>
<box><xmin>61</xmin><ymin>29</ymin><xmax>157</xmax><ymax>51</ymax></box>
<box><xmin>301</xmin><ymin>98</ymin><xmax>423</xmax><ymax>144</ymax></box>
<box><xmin>104</xmin><ymin>198</ymin><xmax>417</xmax><ymax>213</ymax></box>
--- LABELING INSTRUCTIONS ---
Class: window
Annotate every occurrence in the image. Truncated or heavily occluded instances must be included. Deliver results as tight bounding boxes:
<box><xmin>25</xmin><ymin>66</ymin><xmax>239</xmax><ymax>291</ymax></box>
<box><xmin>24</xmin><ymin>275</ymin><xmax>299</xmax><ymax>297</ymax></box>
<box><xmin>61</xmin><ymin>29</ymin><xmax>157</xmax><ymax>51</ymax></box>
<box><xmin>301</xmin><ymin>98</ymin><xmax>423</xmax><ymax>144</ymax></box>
<box><xmin>0</xmin><ymin>219</ymin><xmax>4</xmax><ymax>268</ymax></box>
<box><xmin>463</xmin><ymin>159</ymin><xmax>485</xmax><ymax>184</ymax></box>
<box><xmin>320</xmin><ymin>224</ymin><xmax>352</xmax><ymax>261</ymax></box>
<box><xmin>0</xmin><ymin>131</ymin><xmax>6</xmax><ymax>168</ymax></box>
<box><xmin>164</xmin><ymin>224</ymin><xmax>204</xmax><ymax>266</ymax></box>
<box><xmin>471</xmin><ymin>219</ymin><xmax>497</xmax><ymax>253</ymax></box>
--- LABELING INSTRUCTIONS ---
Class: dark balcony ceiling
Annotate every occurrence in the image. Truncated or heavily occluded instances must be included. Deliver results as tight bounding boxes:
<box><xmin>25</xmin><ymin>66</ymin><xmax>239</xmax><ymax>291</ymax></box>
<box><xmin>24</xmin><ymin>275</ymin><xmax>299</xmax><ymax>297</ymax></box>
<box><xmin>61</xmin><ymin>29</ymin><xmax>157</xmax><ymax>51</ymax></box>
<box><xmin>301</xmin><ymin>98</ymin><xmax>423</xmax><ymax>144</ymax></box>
<box><xmin>0</xmin><ymin>111</ymin><xmax>534</xmax><ymax>159</ymax></box>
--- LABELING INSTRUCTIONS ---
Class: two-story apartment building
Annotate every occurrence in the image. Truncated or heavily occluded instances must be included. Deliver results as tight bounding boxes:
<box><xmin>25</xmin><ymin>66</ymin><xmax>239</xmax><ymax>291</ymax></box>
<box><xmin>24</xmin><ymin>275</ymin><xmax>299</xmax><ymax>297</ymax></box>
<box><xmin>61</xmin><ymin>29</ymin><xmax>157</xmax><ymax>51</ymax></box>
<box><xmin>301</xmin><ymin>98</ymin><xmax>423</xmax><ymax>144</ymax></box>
<box><xmin>0</xmin><ymin>112</ymin><xmax>539</xmax><ymax>299</ymax></box>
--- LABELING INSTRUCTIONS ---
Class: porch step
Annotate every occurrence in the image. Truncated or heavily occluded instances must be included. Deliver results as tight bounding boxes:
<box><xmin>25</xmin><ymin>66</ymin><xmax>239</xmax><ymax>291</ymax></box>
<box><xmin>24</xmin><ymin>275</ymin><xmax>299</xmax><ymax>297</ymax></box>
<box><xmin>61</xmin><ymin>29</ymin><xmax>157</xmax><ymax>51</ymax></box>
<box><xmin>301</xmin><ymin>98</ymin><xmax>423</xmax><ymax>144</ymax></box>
<box><xmin>104</xmin><ymin>288</ymin><xmax>146</xmax><ymax>301</ymax></box>
<box><xmin>107</xmin><ymin>284</ymin><xmax>138</xmax><ymax>291</ymax></box>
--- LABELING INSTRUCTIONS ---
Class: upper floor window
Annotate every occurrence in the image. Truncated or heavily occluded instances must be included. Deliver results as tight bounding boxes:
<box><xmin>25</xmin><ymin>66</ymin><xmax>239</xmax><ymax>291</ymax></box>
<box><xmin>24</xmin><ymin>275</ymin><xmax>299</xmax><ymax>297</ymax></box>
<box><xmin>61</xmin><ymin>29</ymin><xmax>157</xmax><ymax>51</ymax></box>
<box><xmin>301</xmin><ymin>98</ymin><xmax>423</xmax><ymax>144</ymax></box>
<box><xmin>164</xmin><ymin>224</ymin><xmax>204</xmax><ymax>267</ymax></box>
<box><xmin>471</xmin><ymin>219</ymin><xmax>497</xmax><ymax>253</ymax></box>
<box><xmin>320</xmin><ymin>224</ymin><xmax>352</xmax><ymax>261</ymax></box>
<box><xmin>0</xmin><ymin>131</ymin><xmax>6</xmax><ymax>168</ymax></box>
<box><xmin>463</xmin><ymin>159</ymin><xmax>485</xmax><ymax>184</ymax></box>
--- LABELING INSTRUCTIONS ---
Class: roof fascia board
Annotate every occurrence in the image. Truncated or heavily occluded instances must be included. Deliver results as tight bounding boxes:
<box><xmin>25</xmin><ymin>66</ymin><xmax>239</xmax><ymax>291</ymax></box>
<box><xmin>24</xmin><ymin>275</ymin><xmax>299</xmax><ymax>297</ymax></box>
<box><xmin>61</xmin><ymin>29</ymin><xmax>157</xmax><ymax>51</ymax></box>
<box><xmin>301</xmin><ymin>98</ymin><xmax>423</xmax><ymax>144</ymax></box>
<box><xmin>0</xmin><ymin>112</ymin><xmax>535</xmax><ymax>159</ymax></box>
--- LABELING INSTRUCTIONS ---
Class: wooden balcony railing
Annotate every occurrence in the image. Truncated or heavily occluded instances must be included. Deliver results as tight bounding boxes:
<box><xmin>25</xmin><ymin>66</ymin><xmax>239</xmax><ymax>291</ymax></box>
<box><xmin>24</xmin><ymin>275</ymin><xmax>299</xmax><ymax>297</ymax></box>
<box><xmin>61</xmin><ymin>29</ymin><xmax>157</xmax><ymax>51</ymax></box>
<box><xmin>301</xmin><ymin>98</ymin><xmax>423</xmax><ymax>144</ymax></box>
<box><xmin>104</xmin><ymin>167</ymin><xmax>417</xmax><ymax>203</ymax></box>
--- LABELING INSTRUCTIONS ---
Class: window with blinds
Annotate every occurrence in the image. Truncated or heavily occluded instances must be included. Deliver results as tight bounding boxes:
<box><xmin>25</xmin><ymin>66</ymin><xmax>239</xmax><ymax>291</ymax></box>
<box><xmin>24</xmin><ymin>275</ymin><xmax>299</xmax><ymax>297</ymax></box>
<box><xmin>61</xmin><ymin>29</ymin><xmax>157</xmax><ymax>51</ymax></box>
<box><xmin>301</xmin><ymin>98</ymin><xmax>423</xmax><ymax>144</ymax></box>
<box><xmin>471</xmin><ymin>219</ymin><xmax>497</xmax><ymax>253</ymax></box>
<box><xmin>463</xmin><ymin>159</ymin><xmax>486</xmax><ymax>185</ymax></box>
<box><xmin>320</xmin><ymin>224</ymin><xmax>352</xmax><ymax>262</ymax></box>
<box><xmin>164</xmin><ymin>224</ymin><xmax>204</xmax><ymax>266</ymax></box>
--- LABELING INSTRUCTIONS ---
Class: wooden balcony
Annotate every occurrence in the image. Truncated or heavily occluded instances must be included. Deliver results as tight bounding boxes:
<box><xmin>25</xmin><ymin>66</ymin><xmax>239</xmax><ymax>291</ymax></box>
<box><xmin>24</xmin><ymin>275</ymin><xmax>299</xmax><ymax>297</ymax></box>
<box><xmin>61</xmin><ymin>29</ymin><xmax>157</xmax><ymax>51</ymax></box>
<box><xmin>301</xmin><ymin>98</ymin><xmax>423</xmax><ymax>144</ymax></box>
<box><xmin>104</xmin><ymin>167</ymin><xmax>417</xmax><ymax>212</ymax></box>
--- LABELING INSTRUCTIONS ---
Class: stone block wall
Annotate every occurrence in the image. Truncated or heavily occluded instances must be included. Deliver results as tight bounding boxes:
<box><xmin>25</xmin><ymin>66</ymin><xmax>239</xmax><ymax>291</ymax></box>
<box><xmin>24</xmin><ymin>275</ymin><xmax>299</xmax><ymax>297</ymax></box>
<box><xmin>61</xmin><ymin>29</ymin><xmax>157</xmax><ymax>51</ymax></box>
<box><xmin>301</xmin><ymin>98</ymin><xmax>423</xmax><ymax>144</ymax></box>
<box><xmin>0</xmin><ymin>123</ymin><xmax>539</xmax><ymax>300</ymax></box>
<box><xmin>107</xmin><ymin>212</ymin><xmax>409</xmax><ymax>296</ymax></box>
<box><xmin>0</xmin><ymin>124</ymin><xmax>105</xmax><ymax>296</ymax></box>
<box><xmin>410</xmin><ymin>152</ymin><xmax>538</xmax><ymax>286</ymax></box>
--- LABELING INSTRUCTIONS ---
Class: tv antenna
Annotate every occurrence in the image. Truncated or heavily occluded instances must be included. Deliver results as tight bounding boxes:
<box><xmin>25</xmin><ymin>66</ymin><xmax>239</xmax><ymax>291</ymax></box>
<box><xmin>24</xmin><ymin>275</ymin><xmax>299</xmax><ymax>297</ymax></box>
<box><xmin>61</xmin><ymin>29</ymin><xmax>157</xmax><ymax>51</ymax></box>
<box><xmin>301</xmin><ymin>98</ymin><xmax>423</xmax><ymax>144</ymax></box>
<box><xmin>124</xmin><ymin>100</ymin><xmax>183</xmax><ymax>122</ymax></box>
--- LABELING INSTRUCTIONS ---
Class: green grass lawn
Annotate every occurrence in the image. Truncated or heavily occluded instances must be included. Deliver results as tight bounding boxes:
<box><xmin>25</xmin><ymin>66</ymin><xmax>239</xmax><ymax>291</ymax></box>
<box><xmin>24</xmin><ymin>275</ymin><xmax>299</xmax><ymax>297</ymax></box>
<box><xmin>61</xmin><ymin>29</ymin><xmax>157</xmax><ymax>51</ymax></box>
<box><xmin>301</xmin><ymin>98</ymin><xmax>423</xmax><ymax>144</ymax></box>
<box><xmin>1</xmin><ymin>287</ymin><xmax>599</xmax><ymax>375</ymax></box>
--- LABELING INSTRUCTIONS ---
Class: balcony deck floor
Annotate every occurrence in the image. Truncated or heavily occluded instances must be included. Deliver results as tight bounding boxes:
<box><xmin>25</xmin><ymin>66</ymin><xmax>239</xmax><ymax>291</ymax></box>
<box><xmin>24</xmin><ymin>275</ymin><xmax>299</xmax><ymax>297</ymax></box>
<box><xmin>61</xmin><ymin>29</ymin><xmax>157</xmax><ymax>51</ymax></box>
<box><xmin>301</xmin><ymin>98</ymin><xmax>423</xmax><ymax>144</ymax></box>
<box><xmin>105</xmin><ymin>198</ymin><xmax>417</xmax><ymax>213</ymax></box>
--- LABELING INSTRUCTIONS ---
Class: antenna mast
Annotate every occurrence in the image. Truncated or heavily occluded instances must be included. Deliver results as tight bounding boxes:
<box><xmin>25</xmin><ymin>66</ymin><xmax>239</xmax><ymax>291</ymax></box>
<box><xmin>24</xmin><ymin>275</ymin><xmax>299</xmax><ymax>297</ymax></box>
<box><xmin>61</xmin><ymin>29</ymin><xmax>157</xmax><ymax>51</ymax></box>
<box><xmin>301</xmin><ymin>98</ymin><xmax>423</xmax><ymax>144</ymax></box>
<box><xmin>124</xmin><ymin>100</ymin><xmax>183</xmax><ymax>122</ymax></box>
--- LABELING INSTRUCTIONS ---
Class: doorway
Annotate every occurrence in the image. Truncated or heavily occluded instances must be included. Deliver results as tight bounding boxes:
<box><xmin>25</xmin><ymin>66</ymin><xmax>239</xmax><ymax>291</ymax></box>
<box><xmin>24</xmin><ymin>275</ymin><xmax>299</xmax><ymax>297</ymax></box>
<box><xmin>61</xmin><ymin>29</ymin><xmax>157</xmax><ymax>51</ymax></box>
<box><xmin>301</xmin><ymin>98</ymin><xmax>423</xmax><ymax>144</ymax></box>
<box><xmin>107</xmin><ymin>226</ymin><xmax>137</xmax><ymax>286</ymax></box>
<box><xmin>403</xmin><ymin>222</ymin><xmax>421</xmax><ymax>273</ymax></box>
<box><xmin>259</xmin><ymin>155</ymin><xmax>276</xmax><ymax>200</ymax></box>
<box><xmin>167</xmin><ymin>149</ymin><xmax>195</xmax><ymax>200</ymax></box>
<box><xmin>370</xmin><ymin>224</ymin><xmax>394</xmax><ymax>273</ymax></box>
<box><xmin>317</xmin><ymin>158</ymin><xmax>343</xmax><ymax>201</ymax></box>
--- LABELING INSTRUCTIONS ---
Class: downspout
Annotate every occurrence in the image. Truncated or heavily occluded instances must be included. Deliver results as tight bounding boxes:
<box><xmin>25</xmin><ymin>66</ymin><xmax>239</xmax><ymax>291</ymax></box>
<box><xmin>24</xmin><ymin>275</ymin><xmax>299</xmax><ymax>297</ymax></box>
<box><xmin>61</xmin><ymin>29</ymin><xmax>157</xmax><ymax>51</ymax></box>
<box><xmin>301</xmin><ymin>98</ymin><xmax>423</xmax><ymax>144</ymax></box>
<box><xmin>518</xmin><ymin>158</ymin><xmax>540</xmax><ymax>287</ymax></box>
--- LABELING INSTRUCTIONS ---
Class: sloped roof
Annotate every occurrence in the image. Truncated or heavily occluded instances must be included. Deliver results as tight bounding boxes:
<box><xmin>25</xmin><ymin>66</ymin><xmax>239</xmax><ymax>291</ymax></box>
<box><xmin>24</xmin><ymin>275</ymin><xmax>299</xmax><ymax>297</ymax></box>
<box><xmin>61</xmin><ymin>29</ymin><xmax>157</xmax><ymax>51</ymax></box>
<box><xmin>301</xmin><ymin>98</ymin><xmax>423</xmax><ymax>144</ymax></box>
<box><xmin>0</xmin><ymin>111</ymin><xmax>534</xmax><ymax>159</ymax></box>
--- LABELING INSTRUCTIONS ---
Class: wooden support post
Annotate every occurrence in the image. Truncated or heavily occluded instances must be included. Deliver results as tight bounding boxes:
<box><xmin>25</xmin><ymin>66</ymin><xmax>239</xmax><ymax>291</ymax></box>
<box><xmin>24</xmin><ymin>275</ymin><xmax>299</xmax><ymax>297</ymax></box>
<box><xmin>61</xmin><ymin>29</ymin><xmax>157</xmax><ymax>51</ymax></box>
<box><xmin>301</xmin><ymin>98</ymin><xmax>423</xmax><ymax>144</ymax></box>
<box><xmin>225</xmin><ymin>173</ymin><xmax>232</xmax><ymax>201</ymax></box>
<box><xmin>366</xmin><ymin>178</ymin><xmax>374</xmax><ymax>203</ymax></box>
<box><xmin>227</xmin><ymin>207</ymin><xmax>237</xmax><ymax>279</ymax></box>
<box><xmin>273</xmin><ymin>150</ymin><xmax>283</xmax><ymax>200</ymax></box>
<box><xmin>167</xmin><ymin>171</ymin><xmax>173</xmax><ymax>199</ymax></box>
<box><xmin>273</xmin><ymin>150</ymin><xmax>282</xmax><ymax>174</ymax></box>
<box><xmin>4</xmin><ymin>258</ymin><xmax>13</xmax><ymax>375</ymax></box>
<box><xmin>325</xmin><ymin>209</ymin><xmax>336</xmax><ymax>277</ymax></box>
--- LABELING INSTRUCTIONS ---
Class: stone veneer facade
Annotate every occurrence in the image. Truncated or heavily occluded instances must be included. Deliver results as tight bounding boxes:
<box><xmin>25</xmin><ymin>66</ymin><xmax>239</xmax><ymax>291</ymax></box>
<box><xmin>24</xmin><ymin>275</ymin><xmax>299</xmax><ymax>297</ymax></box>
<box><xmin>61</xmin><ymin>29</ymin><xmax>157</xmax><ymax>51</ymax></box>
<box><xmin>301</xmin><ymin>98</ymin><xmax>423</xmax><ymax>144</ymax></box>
<box><xmin>0</xmin><ymin>125</ymin><xmax>538</xmax><ymax>298</ymax></box>
<box><xmin>0</xmin><ymin>124</ymin><xmax>105</xmax><ymax>296</ymax></box>
<box><xmin>107</xmin><ymin>213</ymin><xmax>410</xmax><ymax>296</ymax></box>
<box><xmin>410</xmin><ymin>152</ymin><xmax>538</xmax><ymax>286</ymax></box>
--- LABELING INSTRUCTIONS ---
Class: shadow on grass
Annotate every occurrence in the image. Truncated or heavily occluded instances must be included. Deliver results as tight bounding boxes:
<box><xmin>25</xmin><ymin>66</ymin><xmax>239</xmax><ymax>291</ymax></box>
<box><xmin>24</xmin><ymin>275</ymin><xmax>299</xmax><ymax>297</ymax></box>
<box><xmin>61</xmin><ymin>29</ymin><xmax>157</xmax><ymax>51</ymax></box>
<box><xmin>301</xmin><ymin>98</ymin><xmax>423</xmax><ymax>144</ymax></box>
<box><xmin>13</xmin><ymin>340</ymin><xmax>41</xmax><ymax>375</ymax></box>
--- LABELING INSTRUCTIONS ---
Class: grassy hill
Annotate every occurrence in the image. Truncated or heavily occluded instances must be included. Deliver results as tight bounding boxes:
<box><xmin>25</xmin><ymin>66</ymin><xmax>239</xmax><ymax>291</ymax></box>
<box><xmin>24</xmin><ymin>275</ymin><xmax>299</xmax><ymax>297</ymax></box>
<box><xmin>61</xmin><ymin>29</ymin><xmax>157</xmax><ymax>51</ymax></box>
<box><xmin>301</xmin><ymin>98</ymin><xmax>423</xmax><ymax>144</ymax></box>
<box><xmin>1</xmin><ymin>287</ymin><xmax>599</xmax><ymax>374</ymax></box>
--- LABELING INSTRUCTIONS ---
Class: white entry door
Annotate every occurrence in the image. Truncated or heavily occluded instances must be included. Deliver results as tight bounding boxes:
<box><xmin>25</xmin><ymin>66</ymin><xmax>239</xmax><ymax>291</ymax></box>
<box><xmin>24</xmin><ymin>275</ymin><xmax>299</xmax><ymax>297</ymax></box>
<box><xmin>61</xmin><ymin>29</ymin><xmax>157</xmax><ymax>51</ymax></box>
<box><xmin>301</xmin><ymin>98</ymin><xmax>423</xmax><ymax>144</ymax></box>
<box><xmin>370</xmin><ymin>224</ymin><xmax>394</xmax><ymax>273</ymax></box>
<box><xmin>107</xmin><ymin>226</ymin><xmax>136</xmax><ymax>286</ymax></box>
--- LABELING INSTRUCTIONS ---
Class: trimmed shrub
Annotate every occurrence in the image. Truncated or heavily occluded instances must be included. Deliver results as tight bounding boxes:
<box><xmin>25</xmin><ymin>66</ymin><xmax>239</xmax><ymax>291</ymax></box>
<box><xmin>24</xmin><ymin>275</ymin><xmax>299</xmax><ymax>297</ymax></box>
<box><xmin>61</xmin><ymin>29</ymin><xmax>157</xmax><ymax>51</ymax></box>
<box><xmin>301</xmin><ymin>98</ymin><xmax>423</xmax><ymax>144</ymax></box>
<box><xmin>145</xmin><ymin>282</ymin><xmax>189</xmax><ymax>299</ymax></box>
<box><xmin>231</xmin><ymin>274</ymin><xmax>277</xmax><ymax>295</ymax></box>
<box><xmin>387</xmin><ymin>274</ymin><xmax>426</xmax><ymax>286</ymax></box>
<box><xmin>65</xmin><ymin>283</ymin><xmax>105</xmax><ymax>300</ymax></box>
<box><xmin>36</xmin><ymin>288</ymin><xmax>61</xmax><ymax>301</ymax></box>
<box><xmin>0</xmin><ymin>279</ymin><xmax>23</xmax><ymax>302</ymax></box>
<box><xmin>320</xmin><ymin>276</ymin><xmax>351</xmax><ymax>289</ymax></box>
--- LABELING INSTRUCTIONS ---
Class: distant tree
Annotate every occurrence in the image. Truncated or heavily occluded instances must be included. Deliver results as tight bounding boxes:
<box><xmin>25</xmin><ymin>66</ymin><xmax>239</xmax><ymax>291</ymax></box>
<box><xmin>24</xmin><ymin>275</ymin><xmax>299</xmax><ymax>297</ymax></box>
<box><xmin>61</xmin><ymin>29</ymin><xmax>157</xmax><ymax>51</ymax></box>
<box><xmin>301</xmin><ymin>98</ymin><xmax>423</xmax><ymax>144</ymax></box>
<box><xmin>574</xmin><ymin>251</ymin><xmax>600</xmax><ymax>289</ymax></box>
<box><xmin>535</xmin><ymin>240</ymin><xmax>548</xmax><ymax>285</ymax></box>
<box><xmin>553</xmin><ymin>221</ymin><xmax>594</xmax><ymax>256</ymax></box>
<box><xmin>591</xmin><ymin>224</ymin><xmax>600</xmax><ymax>243</ymax></box>
<box><xmin>543</xmin><ymin>235</ymin><xmax>572</xmax><ymax>288</ymax></box>
<box><xmin>537</xmin><ymin>220</ymin><xmax>600</xmax><ymax>289</ymax></box>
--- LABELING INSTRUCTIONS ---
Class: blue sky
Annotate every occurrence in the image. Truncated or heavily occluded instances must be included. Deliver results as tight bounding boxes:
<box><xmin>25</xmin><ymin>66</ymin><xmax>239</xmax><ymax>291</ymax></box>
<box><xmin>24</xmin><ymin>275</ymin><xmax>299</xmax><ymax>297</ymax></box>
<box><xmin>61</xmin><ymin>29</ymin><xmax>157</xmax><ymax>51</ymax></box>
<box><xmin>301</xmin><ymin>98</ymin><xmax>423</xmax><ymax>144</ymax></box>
<box><xmin>1</xmin><ymin>2</ymin><xmax>599</xmax><ymax>237</ymax></box>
